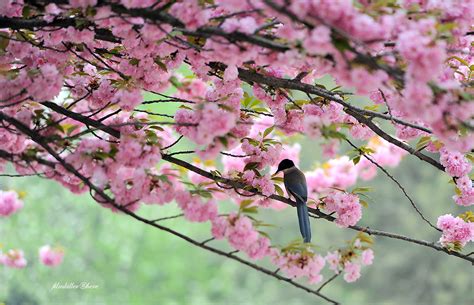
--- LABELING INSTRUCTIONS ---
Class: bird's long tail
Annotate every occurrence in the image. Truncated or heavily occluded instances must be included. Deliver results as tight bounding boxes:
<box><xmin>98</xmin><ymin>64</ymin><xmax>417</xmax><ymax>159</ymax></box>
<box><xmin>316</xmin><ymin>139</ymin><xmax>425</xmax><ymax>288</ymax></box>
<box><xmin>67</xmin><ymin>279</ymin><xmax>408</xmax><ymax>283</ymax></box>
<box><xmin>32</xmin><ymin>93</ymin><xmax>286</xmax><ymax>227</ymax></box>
<box><xmin>296</xmin><ymin>198</ymin><xmax>312</xmax><ymax>243</ymax></box>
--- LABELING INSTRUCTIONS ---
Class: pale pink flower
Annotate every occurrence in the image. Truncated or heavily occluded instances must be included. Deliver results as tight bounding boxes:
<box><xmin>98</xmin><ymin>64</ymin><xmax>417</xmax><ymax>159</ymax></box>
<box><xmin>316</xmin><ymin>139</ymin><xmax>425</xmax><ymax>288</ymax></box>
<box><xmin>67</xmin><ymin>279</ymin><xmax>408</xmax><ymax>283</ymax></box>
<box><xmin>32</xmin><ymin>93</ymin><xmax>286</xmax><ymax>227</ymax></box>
<box><xmin>39</xmin><ymin>245</ymin><xmax>64</xmax><ymax>267</ymax></box>
<box><xmin>69</xmin><ymin>0</ymin><xmax>97</xmax><ymax>8</ymax></box>
<box><xmin>325</xmin><ymin>251</ymin><xmax>341</xmax><ymax>273</ymax></box>
<box><xmin>437</xmin><ymin>214</ymin><xmax>474</xmax><ymax>247</ymax></box>
<box><xmin>324</xmin><ymin>192</ymin><xmax>362</xmax><ymax>227</ymax></box>
<box><xmin>0</xmin><ymin>190</ymin><xmax>23</xmax><ymax>217</ymax></box>
<box><xmin>343</xmin><ymin>262</ymin><xmax>361</xmax><ymax>283</ymax></box>
<box><xmin>0</xmin><ymin>249</ymin><xmax>27</xmax><ymax>268</ymax></box>
<box><xmin>361</xmin><ymin>249</ymin><xmax>374</xmax><ymax>266</ymax></box>
<box><xmin>439</xmin><ymin>148</ymin><xmax>472</xmax><ymax>178</ymax></box>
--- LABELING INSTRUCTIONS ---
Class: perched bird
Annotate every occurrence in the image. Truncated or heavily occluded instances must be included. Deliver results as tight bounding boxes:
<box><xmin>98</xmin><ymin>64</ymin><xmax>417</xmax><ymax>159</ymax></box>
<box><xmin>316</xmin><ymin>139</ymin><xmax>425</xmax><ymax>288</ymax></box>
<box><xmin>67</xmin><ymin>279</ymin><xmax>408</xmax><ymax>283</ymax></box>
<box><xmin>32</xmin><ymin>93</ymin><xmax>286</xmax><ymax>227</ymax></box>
<box><xmin>275</xmin><ymin>159</ymin><xmax>311</xmax><ymax>243</ymax></box>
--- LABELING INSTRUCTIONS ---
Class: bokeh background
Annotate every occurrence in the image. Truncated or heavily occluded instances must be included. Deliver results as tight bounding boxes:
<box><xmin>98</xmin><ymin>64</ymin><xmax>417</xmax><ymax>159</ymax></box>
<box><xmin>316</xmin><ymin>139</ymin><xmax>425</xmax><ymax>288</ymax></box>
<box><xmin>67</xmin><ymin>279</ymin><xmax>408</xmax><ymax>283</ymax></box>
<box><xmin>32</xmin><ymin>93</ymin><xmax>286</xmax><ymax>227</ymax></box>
<box><xmin>1</xmin><ymin>77</ymin><xmax>473</xmax><ymax>305</ymax></box>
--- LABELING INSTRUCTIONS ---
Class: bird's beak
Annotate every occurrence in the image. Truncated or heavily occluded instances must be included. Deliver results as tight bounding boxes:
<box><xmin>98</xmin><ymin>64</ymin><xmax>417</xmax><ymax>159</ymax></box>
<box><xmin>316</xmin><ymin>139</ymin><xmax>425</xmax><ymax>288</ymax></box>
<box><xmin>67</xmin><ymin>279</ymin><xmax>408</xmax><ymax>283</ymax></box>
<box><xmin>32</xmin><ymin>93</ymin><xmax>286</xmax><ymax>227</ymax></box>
<box><xmin>273</xmin><ymin>169</ymin><xmax>281</xmax><ymax>176</ymax></box>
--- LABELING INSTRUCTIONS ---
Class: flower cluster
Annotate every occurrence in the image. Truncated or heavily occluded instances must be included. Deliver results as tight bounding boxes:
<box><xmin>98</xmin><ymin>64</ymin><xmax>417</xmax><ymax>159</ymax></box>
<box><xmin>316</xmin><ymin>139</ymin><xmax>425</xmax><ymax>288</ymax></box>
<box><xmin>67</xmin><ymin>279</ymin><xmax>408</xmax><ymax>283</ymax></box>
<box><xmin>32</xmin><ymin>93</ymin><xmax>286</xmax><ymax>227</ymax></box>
<box><xmin>270</xmin><ymin>249</ymin><xmax>326</xmax><ymax>284</ymax></box>
<box><xmin>211</xmin><ymin>213</ymin><xmax>270</xmax><ymax>260</ymax></box>
<box><xmin>39</xmin><ymin>245</ymin><xmax>65</xmax><ymax>267</ymax></box>
<box><xmin>439</xmin><ymin>148</ymin><xmax>472</xmax><ymax>178</ymax></box>
<box><xmin>0</xmin><ymin>190</ymin><xmax>23</xmax><ymax>217</ymax></box>
<box><xmin>323</xmin><ymin>192</ymin><xmax>362</xmax><ymax>228</ymax></box>
<box><xmin>1</xmin><ymin>245</ymin><xmax>65</xmax><ymax>268</ymax></box>
<box><xmin>325</xmin><ymin>237</ymin><xmax>374</xmax><ymax>283</ymax></box>
<box><xmin>437</xmin><ymin>214</ymin><xmax>474</xmax><ymax>247</ymax></box>
<box><xmin>175</xmin><ymin>190</ymin><xmax>218</xmax><ymax>223</ymax></box>
<box><xmin>0</xmin><ymin>249</ymin><xmax>27</xmax><ymax>268</ymax></box>
<box><xmin>175</xmin><ymin>103</ymin><xmax>237</xmax><ymax>147</ymax></box>
<box><xmin>453</xmin><ymin>175</ymin><xmax>474</xmax><ymax>207</ymax></box>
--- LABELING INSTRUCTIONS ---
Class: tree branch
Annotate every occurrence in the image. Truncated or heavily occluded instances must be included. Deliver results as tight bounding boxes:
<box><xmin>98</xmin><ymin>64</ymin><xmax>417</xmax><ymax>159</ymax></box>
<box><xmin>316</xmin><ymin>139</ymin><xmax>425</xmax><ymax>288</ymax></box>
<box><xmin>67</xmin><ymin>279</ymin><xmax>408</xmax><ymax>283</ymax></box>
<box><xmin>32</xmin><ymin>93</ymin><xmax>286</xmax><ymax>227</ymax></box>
<box><xmin>235</xmin><ymin>68</ymin><xmax>444</xmax><ymax>172</ymax></box>
<box><xmin>5</xmin><ymin>104</ymin><xmax>469</xmax><ymax>263</ymax></box>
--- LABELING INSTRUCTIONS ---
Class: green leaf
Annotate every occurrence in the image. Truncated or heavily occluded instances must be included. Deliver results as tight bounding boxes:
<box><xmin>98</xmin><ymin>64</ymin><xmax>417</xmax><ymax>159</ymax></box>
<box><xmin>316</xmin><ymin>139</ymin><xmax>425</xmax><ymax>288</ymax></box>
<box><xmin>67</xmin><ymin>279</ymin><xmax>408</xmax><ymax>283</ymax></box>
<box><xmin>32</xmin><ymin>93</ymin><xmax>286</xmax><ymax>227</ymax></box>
<box><xmin>0</xmin><ymin>31</ymin><xmax>10</xmax><ymax>52</ymax></box>
<box><xmin>262</xmin><ymin>126</ymin><xmax>274</xmax><ymax>138</ymax></box>
<box><xmin>65</xmin><ymin>124</ymin><xmax>80</xmax><ymax>136</ymax></box>
<box><xmin>357</xmin><ymin>232</ymin><xmax>374</xmax><ymax>245</ymax></box>
<box><xmin>446</xmin><ymin>56</ymin><xmax>469</xmax><ymax>67</ymax></box>
<box><xmin>243</xmin><ymin>138</ymin><xmax>260</xmax><ymax>146</ymax></box>
<box><xmin>332</xmin><ymin>35</ymin><xmax>351</xmax><ymax>52</ymax></box>
<box><xmin>415</xmin><ymin>136</ymin><xmax>431</xmax><ymax>152</ymax></box>
<box><xmin>352</xmin><ymin>187</ymin><xmax>372</xmax><ymax>193</ymax></box>
<box><xmin>240</xmin><ymin>199</ymin><xmax>253</xmax><ymax>209</ymax></box>
<box><xmin>243</xmin><ymin>162</ymin><xmax>259</xmax><ymax>171</ymax></box>
<box><xmin>465</xmin><ymin>153</ymin><xmax>474</xmax><ymax>163</ymax></box>
<box><xmin>242</xmin><ymin>206</ymin><xmax>258</xmax><ymax>214</ymax></box>
<box><xmin>129</xmin><ymin>58</ymin><xmax>140</xmax><ymax>66</ymax></box>
<box><xmin>154</xmin><ymin>57</ymin><xmax>168</xmax><ymax>72</ymax></box>
<box><xmin>179</xmin><ymin>105</ymin><xmax>193</xmax><ymax>110</ymax></box>
<box><xmin>218</xmin><ymin>136</ymin><xmax>228</xmax><ymax>148</ymax></box>
<box><xmin>458</xmin><ymin>211</ymin><xmax>474</xmax><ymax>223</ymax></box>
<box><xmin>257</xmin><ymin>230</ymin><xmax>271</xmax><ymax>239</ymax></box>
<box><xmin>359</xmin><ymin>146</ymin><xmax>375</xmax><ymax>155</ymax></box>
<box><xmin>352</xmin><ymin>155</ymin><xmax>361</xmax><ymax>165</ymax></box>
<box><xmin>274</xmin><ymin>184</ymin><xmax>284</xmax><ymax>196</ymax></box>
<box><xmin>454</xmin><ymin>187</ymin><xmax>462</xmax><ymax>196</ymax></box>
<box><xmin>271</xmin><ymin>176</ymin><xmax>284</xmax><ymax>182</ymax></box>
<box><xmin>364</xmin><ymin>104</ymin><xmax>380</xmax><ymax>111</ymax></box>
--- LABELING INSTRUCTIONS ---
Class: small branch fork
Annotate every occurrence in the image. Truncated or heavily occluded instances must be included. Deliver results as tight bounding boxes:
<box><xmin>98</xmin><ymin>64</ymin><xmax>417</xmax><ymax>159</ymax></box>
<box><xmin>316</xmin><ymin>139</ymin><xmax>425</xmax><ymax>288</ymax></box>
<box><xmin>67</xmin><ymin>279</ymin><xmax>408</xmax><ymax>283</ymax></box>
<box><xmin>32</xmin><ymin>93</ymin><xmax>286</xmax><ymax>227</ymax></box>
<box><xmin>344</xmin><ymin>138</ymin><xmax>440</xmax><ymax>232</ymax></box>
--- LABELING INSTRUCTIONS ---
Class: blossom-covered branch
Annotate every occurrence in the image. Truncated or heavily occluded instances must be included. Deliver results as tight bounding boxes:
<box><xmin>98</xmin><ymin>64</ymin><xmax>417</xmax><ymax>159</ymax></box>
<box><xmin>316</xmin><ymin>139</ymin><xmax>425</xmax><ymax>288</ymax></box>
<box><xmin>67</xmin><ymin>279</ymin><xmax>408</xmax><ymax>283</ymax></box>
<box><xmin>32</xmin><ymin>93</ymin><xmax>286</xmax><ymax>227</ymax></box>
<box><xmin>1</xmin><ymin>0</ymin><xmax>473</xmax><ymax>298</ymax></box>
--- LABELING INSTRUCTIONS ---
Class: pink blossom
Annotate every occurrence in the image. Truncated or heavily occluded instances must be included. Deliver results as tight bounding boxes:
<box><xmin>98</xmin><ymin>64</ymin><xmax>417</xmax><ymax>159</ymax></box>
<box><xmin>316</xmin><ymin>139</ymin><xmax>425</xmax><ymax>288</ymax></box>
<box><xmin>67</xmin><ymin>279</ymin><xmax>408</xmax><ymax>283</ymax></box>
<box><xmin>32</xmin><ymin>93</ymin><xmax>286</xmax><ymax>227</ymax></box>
<box><xmin>0</xmin><ymin>190</ymin><xmax>23</xmax><ymax>217</ymax></box>
<box><xmin>175</xmin><ymin>190</ymin><xmax>218</xmax><ymax>222</ymax></box>
<box><xmin>246</xmin><ymin>237</ymin><xmax>271</xmax><ymax>260</ymax></box>
<box><xmin>456</xmin><ymin>175</ymin><xmax>473</xmax><ymax>193</ymax></box>
<box><xmin>437</xmin><ymin>214</ymin><xmax>474</xmax><ymax>247</ymax></box>
<box><xmin>39</xmin><ymin>245</ymin><xmax>64</xmax><ymax>267</ymax></box>
<box><xmin>0</xmin><ymin>249</ymin><xmax>27</xmax><ymax>268</ymax></box>
<box><xmin>113</xmin><ymin>89</ymin><xmax>143</xmax><ymax>112</ymax></box>
<box><xmin>343</xmin><ymin>262</ymin><xmax>361</xmax><ymax>283</ymax></box>
<box><xmin>0</xmin><ymin>0</ymin><xmax>24</xmax><ymax>17</ymax></box>
<box><xmin>222</xmin><ymin>17</ymin><xmax>258</xmax><ymax>34</ymax></box>
<box><xmin>439</xmin><ymin>148</ymin><xmax>472</xmax><ymax>178</ymax></box>
<box><xmin>271</xmin><ymin>250</ymin><xmax>325</xmax><ymax>284</ymax></box>
<box><xmin>303</xmin><ymin>26</ymin><xmax>333</xmax><ymax>55</ymax></box>
<box><xmin>361</xmin><ymin>249</ymin><xmax>374</xmax><ymax>266</ymax></box>
<box><xmin>170</xmin><ymin>1</ymin><xmax>210</xmax><ymax>30</ymax></box>
<box><xmin>252</xmin><ymin>176</ymin><xmax>275</xmax><ymax>197</ymax></box>
<box><xmin>324</xmin><ymin>192</ymin><xmax>362</xmax><ymax>227</ymax></box>
<box><xmin>224</xmin><ymin>65</ymin><xmax>239</xmax><ymax>82</ymax></box>
<box><xmin>27</xmin><ymin>64</ymin><xmax>63</xmax><ymax>101</ymax></box>
<box><xmin>211</xmin><ymin>216</ymin><xmax>229</xmax><ymax>239</ymax></box>
<box><xmin>211</xmin><ymin>213</ymin><xmax>270</xmax><ymax>260</ymax></box>
<box><xmin>120</xmin><ymin>0</ymin><xmax>155</xmax><ymax>8</ymax></box>
<box><xmin>453</xmin><ymin>189</ymin><xmax>474</xmax><ymax>207</ymax></box>
<box><xmin>325</xmin><ymin>251</ymin><xmax>341</xmax><ymax>273</ymax></box>
<box><xmin>69</xmin><ymin>0</ymin><xmax>97</xmax><ymax>8</ymax></box>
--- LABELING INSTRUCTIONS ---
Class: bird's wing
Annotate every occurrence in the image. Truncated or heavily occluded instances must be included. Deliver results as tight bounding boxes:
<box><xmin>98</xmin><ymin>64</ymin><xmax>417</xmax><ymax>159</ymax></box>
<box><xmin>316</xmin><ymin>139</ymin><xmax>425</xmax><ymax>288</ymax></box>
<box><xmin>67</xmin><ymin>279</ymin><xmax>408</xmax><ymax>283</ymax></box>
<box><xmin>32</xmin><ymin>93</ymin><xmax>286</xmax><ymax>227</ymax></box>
<box><xmin>284</xmin><ymin>169</ymin><xmax>308</xmax><ymax>203</ymax></box>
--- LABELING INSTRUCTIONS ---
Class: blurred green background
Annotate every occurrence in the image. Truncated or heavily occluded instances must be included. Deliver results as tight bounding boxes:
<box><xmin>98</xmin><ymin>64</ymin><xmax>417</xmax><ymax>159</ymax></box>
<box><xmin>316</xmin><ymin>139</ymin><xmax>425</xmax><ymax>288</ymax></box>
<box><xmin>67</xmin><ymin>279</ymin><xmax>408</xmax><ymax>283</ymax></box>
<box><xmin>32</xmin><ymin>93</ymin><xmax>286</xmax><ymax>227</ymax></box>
<box><xmin>1</xmin><ymin>77</ymin><xmax>473</xmax><ymax>305</ymax></box>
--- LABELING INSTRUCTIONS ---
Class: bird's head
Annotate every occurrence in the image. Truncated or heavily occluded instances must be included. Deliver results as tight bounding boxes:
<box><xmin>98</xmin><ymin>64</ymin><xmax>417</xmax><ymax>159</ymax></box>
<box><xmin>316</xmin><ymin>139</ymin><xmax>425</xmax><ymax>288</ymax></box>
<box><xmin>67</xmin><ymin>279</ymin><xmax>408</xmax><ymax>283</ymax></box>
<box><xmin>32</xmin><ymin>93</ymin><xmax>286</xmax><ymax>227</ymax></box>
<box><xmin>274</xmin><ymin>159</ymin><xmax>295</xmax><ymax>175</ymax></box>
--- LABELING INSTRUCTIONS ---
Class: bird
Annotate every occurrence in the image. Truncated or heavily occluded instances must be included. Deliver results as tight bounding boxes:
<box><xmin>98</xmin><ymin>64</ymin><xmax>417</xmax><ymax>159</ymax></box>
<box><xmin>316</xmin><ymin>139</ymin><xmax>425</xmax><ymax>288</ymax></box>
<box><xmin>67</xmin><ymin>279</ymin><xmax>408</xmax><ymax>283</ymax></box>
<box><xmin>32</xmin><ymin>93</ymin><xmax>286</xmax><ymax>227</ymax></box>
<box><xmin>274</xmin><ymin>159</ymin><xmax>311</xmax><ymax>243</ymax></box>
